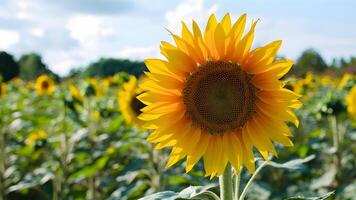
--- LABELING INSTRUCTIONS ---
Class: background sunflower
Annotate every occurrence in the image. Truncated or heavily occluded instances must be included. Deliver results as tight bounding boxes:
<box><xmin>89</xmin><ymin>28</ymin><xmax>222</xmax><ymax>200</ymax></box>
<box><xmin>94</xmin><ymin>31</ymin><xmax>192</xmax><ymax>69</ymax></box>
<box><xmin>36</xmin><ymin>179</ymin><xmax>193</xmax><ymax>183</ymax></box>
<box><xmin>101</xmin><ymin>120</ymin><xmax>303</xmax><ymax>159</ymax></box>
<box><xmin>0</xmin><ymin>82</ymin><xmax>6</xmax><ymax>97</ymax></box>
<box><xmin>118</xmin><ymin>76</ymin><xmax>146</xmax><ymax>127</ymax></box>
<box><xmin>35</xmin><ymin>75</ymin><xmax>55</xmax><ymax>95</ymax></box>
<box><xmin>345</xmin><ymin>85</ymin><xmax>356</xmax><ymax>119</ymax></box>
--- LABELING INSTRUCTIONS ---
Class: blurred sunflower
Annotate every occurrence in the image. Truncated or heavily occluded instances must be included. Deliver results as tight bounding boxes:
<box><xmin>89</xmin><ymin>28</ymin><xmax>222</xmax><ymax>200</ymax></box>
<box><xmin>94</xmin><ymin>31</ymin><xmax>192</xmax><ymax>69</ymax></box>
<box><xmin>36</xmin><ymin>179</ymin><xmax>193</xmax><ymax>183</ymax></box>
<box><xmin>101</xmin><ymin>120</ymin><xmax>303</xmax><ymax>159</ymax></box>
<box><xmin>35</xmin><ymin>75</ymin><xmax>55</xmax><ymax>95</ymax></box>
<box><xmin>139</xmin><ymin>13</ymin><xmax>301</xmax><ymax>177</ymax></box>
<box><xmin>118</xmin><ymin>76</ymin><xmax>145</xmax><ymax>127</ymax></box>
<box><xmin>26</xmin><ymin>130</ymin><xmax>48</xmax><ymax>145</ymax></box>
<box><xmin>345</xmin><ymin>85</ymin><xmax>356</xmax><ymax>119</ymax></box>
<box><xmin>106</xmin><ymin>146</ymin><xmax>116</xmax><ymax>155</ymax></box>
<box><xmin>0</xmin><ymin>82</ymin><xmax>6</xmax><ymax>97</ymax></box>
<box><xmin>69</xmin><ymin>85</ymin><xmax>83</xmax><ymax>102</ymax></box>
<box><xmin>85</xmin><ymin>78</ymin><xmax>102</xmax><ymax>97</ymax></box>
<box><xmin>103</xmin><ymin>77</ymin><xmax>113</xmax><ymax>88</ymax></box>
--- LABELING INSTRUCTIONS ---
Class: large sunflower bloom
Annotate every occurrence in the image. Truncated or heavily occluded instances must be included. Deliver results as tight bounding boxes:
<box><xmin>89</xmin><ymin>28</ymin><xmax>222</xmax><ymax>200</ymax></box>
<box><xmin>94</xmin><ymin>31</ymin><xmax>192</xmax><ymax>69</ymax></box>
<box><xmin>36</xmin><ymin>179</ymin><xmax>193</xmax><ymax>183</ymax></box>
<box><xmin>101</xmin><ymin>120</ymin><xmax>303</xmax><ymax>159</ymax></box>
<box><xmin>139</xmin><ymin>13</ymin><xmax>302</xmax><ymax>177</ymax></box>
<box><xmin>35</xmin><ymin>75</ymin><xmax>55</xmax><ymax>95</ymax></box>
<box><xmin>118</xmin><ymin>76</ymin><xmax>146</xmax><ymax>127</ymax></box>
<box><xmin>345</xmin><ymin>85</ymin><xmax>356</xmax><ymax>119</ymax></box>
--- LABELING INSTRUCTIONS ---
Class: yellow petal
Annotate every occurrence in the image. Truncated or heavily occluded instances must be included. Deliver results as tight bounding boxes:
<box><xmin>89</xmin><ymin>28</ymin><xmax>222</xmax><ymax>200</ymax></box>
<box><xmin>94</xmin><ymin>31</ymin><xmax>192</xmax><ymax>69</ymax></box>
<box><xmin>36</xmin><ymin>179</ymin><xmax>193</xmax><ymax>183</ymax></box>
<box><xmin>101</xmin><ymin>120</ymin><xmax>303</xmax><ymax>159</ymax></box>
<box><xmin>238</xmin><ymin>131</ymin><xmax>255</xmax><ymax>173</ymax></box>
<box><xmin>165</xmin><ymin>49</ymin><xmax>197</xmax><ymax>72</ymax></box>
<box><xmin>216</xmin><ymin>135</ymin><xmax>228</xmax><ymax>176</ymax></box>
<box><xmin>166</xmin><ymin>147</ymin><xmax>185</xmax><ymax>168</ymax></box>
<box><xmin>204</xmin><ymin>14</ymin><xmax>219</xmax><ymax>60</ymax></box>
<box><xmin>223</xmin><ymin>133</ymin><xmax>242</xmax><ymax>173</ymax></box>
<box><xmin>177</xmin><ymin>128</ymin><xmax>201</xmax><ymax>155</ymax></box>
<box><xmin>243</xmin><ymin>40</ymin><xmax>282</xmax><ymax>73</ymax></box>
<box><xmin>252</xmin><ymin>59</ymin><xmax>294</xmax><ymax>79</ymax></box>
<box><xmin>232</xmin><ymin>20</ymin><xmax>258</xmax><ymax>63</ymax></box>
<box><xmin>221</xmin><ymin>13</ymin><xmax>232</xmax><ymax>34</ymax></box>
<box><xmin>181</xmin><ymin>21</ymin><xmax>194</xmax><ymax>45</ymax></box>
<box><xmin>214</xmin><ymin>23</ymin><xmax>226</xmax><ymax>60</ymax></box>
<box><xmin>226</xmin><ymin>14</ymin><xmax>247</xmax><ymax>60</ymax></box>
<box><xmin>186</xmin><ymin>133</ymin><xmax>210</xmax><ymax>172</ymax></box>
<box><xmin>147</xmin><ymin>72</ymin><xmax>185</xmax><ymax>90</ymax></box>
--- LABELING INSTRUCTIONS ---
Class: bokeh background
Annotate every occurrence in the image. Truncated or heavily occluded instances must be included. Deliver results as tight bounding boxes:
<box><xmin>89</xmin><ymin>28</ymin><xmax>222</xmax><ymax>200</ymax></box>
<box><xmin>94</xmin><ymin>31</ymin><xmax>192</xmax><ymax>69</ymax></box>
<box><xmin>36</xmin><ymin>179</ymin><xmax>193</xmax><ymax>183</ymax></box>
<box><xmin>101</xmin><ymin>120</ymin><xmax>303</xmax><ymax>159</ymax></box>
<box><xmin>0</xmin><ymin>0</ymin><xmax>355</xmax><ymax>200</ymax></box>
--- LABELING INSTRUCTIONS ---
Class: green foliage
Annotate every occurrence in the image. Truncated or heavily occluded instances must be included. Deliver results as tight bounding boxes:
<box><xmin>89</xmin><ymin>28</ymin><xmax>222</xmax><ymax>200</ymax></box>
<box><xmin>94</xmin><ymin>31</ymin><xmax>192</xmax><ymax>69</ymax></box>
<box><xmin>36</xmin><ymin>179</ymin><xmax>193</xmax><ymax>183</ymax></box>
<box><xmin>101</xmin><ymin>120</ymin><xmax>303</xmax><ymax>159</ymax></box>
<box><xmin>0</xmin><ymin>51</ymin><xmax>20</xmax><ymax>82</ymax></box>
<box><xmin>294</xmin><ymin>49</ymin><xmax>328</xmax><ymax>76</ymax></box>
<box><xmin>18</xmin><ymin>53</ymin><xmax>57</xmax><ymax>81</ymax></box>
<box><xmin>83</xmin><ymin>58</ymin><xmax>146</xmax><ymax>78</ymax></box>
<box><xmin>0</xmin><ymin>69</ymin><xmax>355</xmax><ymax>199</ymax></box>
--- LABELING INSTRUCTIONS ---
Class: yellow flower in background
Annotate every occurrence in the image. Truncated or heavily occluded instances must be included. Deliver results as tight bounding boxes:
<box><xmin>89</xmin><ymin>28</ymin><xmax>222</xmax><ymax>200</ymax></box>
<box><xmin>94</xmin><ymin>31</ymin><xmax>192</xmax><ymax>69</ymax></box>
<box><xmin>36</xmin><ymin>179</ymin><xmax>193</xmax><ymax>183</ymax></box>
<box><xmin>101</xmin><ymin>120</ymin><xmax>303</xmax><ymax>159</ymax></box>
<box><xmin>89</xmin><ymin>78</ymin><xmax>102</xmax><ymax>97</ymax></box>
<box><xmin>26</xmin><ymin>130</ymin><xmax>48</xmax><ymax>145</ymax></box>
<box><xmin>69</xmin><ymin>85</ymin><xmax>83</xmax><ymax>102</ymax></box>
<box><xmin>106</xmin><ymin>146</ymin><xmax>115</xmax><ymax>155</ymax></box>
<box><xmin>139</xmin><ymin>13</ymin><xmax>302</xmax><ymax>177</ymax></box>
<box><xmin>35</xmin><ymin>75</ymin><xmax>55</xmax><ymax>95</ymax></box>
<box><xmin>345</xmin><ymin>85</ymin><xmax>356</xmax><ymax>119</ymax></box>
<box><xmin>0</xmin><ymin>82</ymin><xmax>6</xmax><ymax>97</ymax></box>
<box><xmin>103</xmin><ymin>77</ymin><xmax>114</xmax><ymax>88</ymax></box>
<box><xmin>92</xmin><ymin>110</ymin><xmax>100</xmax><ymax>121</ymax></box>
<box><xmin>118</xmin><ymin>76</ymin><xmax>145</xmax><ymax>127</ymax></box>
<box><xmin>318</xmin><ymin>75</ymin><xmax>336</xmax><ymax>87</ymax></box>
<box><xmin>11</xmin><ymin>78</ymin><xmax>24</xmax><ymax>85</ymax></box>
<box><xmin>303</xmin><ymin>72</ymin><xmax>314</xmax><ymax>85</ymax></box>
<box><xmin>338</xmin><ymin>73</ymin><xmax>351</xmax><ymax>90</ymax></box>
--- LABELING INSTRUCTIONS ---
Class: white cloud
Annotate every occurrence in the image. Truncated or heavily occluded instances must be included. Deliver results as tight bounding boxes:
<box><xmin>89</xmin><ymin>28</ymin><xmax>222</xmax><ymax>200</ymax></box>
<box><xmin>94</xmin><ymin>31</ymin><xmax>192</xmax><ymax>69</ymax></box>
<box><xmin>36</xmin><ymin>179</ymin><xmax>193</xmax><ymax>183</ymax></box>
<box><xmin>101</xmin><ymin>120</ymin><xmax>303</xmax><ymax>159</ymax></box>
<box><xmin>15</xmin><ymin>0</ymin><xmax>36</xmax><ymax>20</ymax></box>
<box><xmin>51</xmin><ymin>60</ymin><xmax>77</xmax><ymax>75</ymax></box>
<box><xmin>0</xmin><ymin>30</ymin><xmax>20</xmax><ymax>49</ymax></box>
<box><xmin>164</xmin><ymin>0</ymin><xmax>218</xmax><ymax>33</ymax></box>
<box><xmin>30</xmin><ymin>27</ymin><xmax>45</xmax><ymax>38</ymax></box>
<box><xmin>66</xmin><ymin>15</ymin><xmax>114</xmax><ymax>48</ymax></box>
<box><xmin>114</xmin><ymin>46</ymin><xmax>161</xmax><ymax>60</ymax></box>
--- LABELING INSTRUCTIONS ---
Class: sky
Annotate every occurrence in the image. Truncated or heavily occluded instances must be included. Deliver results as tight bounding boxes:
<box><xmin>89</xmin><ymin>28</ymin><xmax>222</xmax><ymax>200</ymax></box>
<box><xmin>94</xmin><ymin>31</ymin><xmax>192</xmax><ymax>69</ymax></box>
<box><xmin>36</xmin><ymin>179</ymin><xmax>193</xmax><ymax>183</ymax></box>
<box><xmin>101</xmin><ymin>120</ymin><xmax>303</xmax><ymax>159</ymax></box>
<box><xmin>0</xmin><ymin>0</ymin><xmax>355</xmax><ymax>75</ymax></box>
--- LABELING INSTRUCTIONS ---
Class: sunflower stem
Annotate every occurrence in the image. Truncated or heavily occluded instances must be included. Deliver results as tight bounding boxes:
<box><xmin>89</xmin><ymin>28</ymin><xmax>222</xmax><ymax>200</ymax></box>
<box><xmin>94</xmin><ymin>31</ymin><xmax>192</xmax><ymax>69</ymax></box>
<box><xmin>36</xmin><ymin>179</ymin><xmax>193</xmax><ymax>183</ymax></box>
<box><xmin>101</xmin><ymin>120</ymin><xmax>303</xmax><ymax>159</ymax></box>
<box><xmin>0</xmin><ymin>130</ymin><xmax>6</xmax><ymax>200</ymax></box>
<box><xmin>239</xmin><ymin>161</ymin><xmax>268</xmax><ymax>200</ymax></box>
<box><xmin>219</xmin><ymin>164</ymin><xmax>233</xmax><ymax>200</ymax></box>
<box><xmin>233</xmin><ymin>168</ymin><xmax>242</xmax><ymax>200</ymax></box>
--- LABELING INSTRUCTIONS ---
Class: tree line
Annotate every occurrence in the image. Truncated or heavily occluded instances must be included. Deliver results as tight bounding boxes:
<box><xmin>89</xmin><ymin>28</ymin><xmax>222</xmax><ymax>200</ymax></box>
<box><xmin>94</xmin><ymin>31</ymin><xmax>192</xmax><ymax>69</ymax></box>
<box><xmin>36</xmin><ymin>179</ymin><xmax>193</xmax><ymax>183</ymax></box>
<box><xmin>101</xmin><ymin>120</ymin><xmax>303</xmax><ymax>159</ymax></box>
<box><xmin>0</xmin><ymin>49</ymin><xmax>355</xmax><ymax>82</ymax></box>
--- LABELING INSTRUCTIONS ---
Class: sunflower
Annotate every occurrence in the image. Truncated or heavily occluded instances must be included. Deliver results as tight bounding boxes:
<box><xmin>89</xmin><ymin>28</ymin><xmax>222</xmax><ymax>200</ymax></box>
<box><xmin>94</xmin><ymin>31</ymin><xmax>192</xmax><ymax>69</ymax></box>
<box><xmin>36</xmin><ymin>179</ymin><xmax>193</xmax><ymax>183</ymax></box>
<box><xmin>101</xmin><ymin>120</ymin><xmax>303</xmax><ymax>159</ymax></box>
<box><xmin>85</xmin><ymin>78</ymin><xmax>102</xmax><ymax>97</ymax></box>
<box><xmin>26</xmin><ymin>130</ymin><xmax>48</xmax><ymax>145</ymax></box>
<box><xmin>118</xmin><ymin>76</ymin><xmax>146</xmax><ymax>127</ymax></box>
<box><xmin>69</xmin><ymin>85</ymin><xmax>83</xmax><ymax>102</ymax></box>
<box><xmin>35</xmin><ymin>75</ymin><xmax>55</xmax><ymax>95</ymax></box>
<box><xmin>345</xmin><ymin>85</ymin><xmax>356</xmax><ymax>119</ymax></box>
<box><xmin>139</xmin><ymin>13</ymin><xmax>302</xmax><ymax>177</ymax></box>
<box><xmin>0</xmin><ymin>82</ymin><xmax>6</xmax><ymax>98</ymax></box>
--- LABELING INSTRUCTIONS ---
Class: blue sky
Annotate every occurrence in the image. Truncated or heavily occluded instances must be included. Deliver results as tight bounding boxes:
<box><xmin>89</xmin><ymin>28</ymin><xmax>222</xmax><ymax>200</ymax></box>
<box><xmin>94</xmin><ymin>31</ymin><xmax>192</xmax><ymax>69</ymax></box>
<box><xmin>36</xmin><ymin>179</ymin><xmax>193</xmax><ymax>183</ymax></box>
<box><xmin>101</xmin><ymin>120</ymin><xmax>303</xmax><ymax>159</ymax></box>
<box><xmin>0</xmin><ymin>0</ymin><xmax>355</xmax><ymax>75</ymax></box>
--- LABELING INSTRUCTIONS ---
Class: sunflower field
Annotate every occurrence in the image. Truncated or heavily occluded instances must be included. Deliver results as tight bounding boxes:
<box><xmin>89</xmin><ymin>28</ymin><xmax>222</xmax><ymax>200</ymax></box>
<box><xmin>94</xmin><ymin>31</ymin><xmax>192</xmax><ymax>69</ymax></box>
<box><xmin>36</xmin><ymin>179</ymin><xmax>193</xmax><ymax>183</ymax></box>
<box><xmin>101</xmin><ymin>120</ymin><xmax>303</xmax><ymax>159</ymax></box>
<box><xmin>1</xmin><ymin>14</ymin><xmax>356</xmax><ymax>200</ymax></box>
<box><xmin>0</xmin><ymin>71</ymin><xmax>355</xmax><ymax>200</ymax></box>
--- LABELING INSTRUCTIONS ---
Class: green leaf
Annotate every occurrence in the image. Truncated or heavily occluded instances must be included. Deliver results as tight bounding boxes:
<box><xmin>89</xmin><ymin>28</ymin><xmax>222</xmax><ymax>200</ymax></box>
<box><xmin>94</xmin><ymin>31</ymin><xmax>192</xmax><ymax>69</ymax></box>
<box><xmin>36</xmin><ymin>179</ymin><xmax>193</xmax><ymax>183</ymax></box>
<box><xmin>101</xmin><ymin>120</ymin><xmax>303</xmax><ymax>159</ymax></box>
<box><xmin>285</xmin><ymin>191</ymin><xmax>335</xmax><ymax>200</ymax></box>
<box><xmin>267</xmin><ymin>155</ymin><xmax>315</xmax><ymax>170</ymax></box>
<box><xmin>108</xmin><ymin>115</ymin><xmax>124</xmax><ymax>133</ymax></box>
<box><xmin>69</xmin><ymin>156</ymin><xmax>109</xmax><ymax>181</ymax></box>
<box><xmin>7</xmin><ymin>168</ymin><xmax>54</xmax><ymax>193</ymax></box>
<box><xmin>177</xmin><ymin>185</ymin><xmax>219</xmax><ymax>200</ymax></box>
<box><xmin>138</xmin><ymin>191</ymin><xmax>177</xmax><ymax>200</ymax></box>
<box><xmin>138</xmin><ymin>184</ymin><xmax>219</xmax><ymax>200</ymax></box>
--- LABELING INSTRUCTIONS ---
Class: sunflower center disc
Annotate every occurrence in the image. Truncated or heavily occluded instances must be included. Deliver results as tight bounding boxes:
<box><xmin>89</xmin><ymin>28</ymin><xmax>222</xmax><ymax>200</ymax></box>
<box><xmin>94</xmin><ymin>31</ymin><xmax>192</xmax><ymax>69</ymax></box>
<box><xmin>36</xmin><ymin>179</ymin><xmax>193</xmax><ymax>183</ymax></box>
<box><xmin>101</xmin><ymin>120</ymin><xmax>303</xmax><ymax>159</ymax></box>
<box><xmin>131</xmin><ymin>94</ymin><xmax>146</xmax><ymax>116</ymax></box>
<box><xmin>42</xmin><ymin>81</ymin><xmax>49</xmax><ymax>90</ymax></box>
<box><xmin>183</xmin><ymin>61</ymin><xmax>257</xmax><ymax>134</ymax></box>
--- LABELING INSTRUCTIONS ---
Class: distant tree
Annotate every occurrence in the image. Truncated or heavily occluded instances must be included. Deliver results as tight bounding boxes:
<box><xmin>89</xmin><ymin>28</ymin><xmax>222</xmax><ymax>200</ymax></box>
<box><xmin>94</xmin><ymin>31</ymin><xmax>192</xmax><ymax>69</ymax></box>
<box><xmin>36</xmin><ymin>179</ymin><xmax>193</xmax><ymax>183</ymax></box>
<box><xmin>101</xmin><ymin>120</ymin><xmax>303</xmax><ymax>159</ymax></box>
<box><xmin>83</xmin><ymin>58</ymin><xmax>146</xmax><ymax>78</ymax></box>
<box><xmin>18</xmin><ymin>53</ymin><xmax>49</xmax><ymax>80</ymax></box>
<box><xmin>340</xmin><ymin>57</ymin><xmax>356</xmax><ymax>74</ymax></box>
<box><xmin>67</xmin><ymin>68</ymin><xmax>83</xmax><ymax>79</ymax></box>
<box><xmin>293</xmin><ymin>49</ymin><xmax>328</xmax><ymax>76</ymax></box>
<box><xmin>0</xmin><ymin>51</ymin><xmax>20</xmax><ymax>82</ymax></box>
